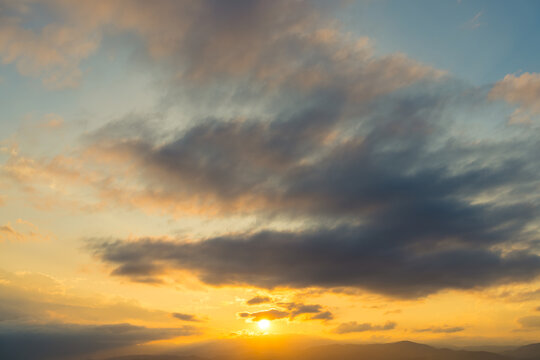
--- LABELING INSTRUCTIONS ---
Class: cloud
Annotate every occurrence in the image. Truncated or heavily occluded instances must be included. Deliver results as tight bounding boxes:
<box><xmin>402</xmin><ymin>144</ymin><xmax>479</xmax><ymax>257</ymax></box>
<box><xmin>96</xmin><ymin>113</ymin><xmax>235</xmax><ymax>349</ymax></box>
<box><xmin>461</xmin><ymin>11</ymin><xmax>484</xmax><ymax>30</ymax></box>
<box><xmin>0</xmin><ymin>322</ymin><xmax>197</xmax><ymax>360</ymax></box>
<box><xmin>489</xmin><ymin>72</ymin><xmax>540</xmax><ymax>123</ymax></box>
<box><xmin>3</xmin><ymin>1</ymin><xmax>540</xmax><ymax>303</ymax></box>
<box><xmin>280</xmin><ymin>302</ymin><xmax>333</xmax><ymax>321</ymax></box>
<box><xmin>310</xmin><ymin>311</ymin><xmax>334</xmax><ymax>321</ymax></box>
<box><xmin>517</xmin><ymin>315</ymin><xmax>540</xmax><ymax>328</ymax></box>
<box><xmin>334</xmin><ymin>321</ymin><xmax>396</xmax><ymax>334</ymax></box>
<box><xmin>238</xmin><ymin>301</ymin><xmax>333</xmax><ymax>322</ymax></box>
<box><xmin>0</xmin><ymin>271</ymin><xmax>203</xmax><ymax>358</ymax></box>
<box><xmin>238</xmin><ymin>309</ymin><xmax>289</xmax><ymax>322</ymax></box>
<box><xmin>89</xmin><ymin>224</ymin><xmax>540</xmax><ymax>298</ymax></box>
<box><xmin>0</xmin><ymin>0</ymin><xmax>441</xmax><ymax>91</ymax></box>
<box><xmin>238</xmin><ymin>300</ymin><xmax>333</xmax><ymax>322</ymax></box>
<box><xmin>0</xmin><ymin>219</ymin><xmax>52</xmax><ymax>242</ymax></box>
<box><xmin>77</xmin><ymin>88</ymin><xmax>540</xmax><ymax>298</ymax></box>
<box><xmin>246</xmin><ymin>295</ymin><xmax>272</xmax><ymax>305</ymax></box>
<box><xmin>0</xmin><ymin>1</ymin><xmax>101</xmax><ymax>89</ymax></box>
<box><xmin>172</xmin><ymin>312</ymin><xmax>202</xmax><ymax>322</ymax></box>
<box><xmin>0</xmin><ymin>269</ymin><xmax>195</xmax><ymax>326</ymax></box>
<box><xmin>414</xmin><ymin>326</ymin><xmax>465</xmax><ymax>334</ymax></box>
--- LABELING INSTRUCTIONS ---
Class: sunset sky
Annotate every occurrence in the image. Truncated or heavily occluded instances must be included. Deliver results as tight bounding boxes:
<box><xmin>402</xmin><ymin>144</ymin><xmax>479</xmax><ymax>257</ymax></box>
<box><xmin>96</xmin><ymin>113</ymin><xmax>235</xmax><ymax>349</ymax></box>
<box><xmin>1</xmin><ymin>0</ymin><xmax>540</xmax><ymax>358</ymax></box>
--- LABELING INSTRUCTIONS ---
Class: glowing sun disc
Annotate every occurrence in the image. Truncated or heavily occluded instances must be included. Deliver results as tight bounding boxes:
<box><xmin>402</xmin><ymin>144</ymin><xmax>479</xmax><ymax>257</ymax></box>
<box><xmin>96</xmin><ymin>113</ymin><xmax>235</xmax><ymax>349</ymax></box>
<box><xmin>258</xmin><ymin>319</ymin><xmax>270</xmax><ymax>330</ymax></box>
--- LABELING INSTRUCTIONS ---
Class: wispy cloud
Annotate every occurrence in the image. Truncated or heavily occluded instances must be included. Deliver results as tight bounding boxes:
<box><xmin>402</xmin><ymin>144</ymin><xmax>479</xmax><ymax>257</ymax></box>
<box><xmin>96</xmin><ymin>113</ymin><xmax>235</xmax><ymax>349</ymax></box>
<box><xmin>461</xmin><ymin>11</ymin><xmax>484</xmax><ymax>29</ymax></box>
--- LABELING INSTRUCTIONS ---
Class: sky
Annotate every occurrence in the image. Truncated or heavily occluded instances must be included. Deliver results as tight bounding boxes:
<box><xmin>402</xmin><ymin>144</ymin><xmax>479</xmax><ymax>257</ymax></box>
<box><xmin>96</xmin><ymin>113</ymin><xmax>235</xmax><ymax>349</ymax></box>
<box><xmin>1</xmin><ymin>0</ymin><xmax>540</xmax><ymax>358</ymax></box>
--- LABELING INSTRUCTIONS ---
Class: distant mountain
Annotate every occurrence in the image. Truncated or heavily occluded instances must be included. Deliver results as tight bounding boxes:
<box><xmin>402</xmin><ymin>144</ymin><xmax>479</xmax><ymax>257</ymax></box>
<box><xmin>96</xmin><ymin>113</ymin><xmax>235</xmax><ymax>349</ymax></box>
<box><xmin>297</xmin><ymin>342</ymin><xmax>511</xmax><ymax>360</ymax></box>
<box><xmin>106</xmin><ymin>356</ymin><xmax>203</xmax><ymax>360</ymax></box>
<box><xmin>504</xmin><ymin>343</ymin><xmax>540</xmax><ymax>359</ymax></box>
<box><xmin>461</xmin><ymin>346</ymin><xmax>519</xmax><ymax>354</ymax></box>
<box><xmin>104</xmin><ymin>341</ymin><xmax>540</xmax><ymax>360</ymax></box>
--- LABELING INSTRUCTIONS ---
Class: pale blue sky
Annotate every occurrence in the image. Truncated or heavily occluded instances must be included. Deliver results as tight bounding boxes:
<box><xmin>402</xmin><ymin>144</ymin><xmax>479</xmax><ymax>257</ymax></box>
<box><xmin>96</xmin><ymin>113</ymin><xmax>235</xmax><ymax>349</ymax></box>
<box><xmin>342</xmin><ymin>0</ymin><xmax>540</xmax><ymax>84</ymax></box>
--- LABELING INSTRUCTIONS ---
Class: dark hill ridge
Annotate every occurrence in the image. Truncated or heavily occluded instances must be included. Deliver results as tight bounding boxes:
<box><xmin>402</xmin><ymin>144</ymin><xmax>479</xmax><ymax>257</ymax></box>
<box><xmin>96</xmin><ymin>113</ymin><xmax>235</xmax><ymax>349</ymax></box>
<box><xmin>103</xmin><ymin>340</ymin><xmax>540</xmax><ymax>360</ymax></box>
<box><xmin>504</xmin><ymin>343</ymin><xmax>540</xmax><ymax>359</ymax></box>
<box><xmin>106</xmin><ymin>356</ymin><xmax>204</xmax><ymax>360</ymax></box>
<box><xmin>298</xmin><ymin>342</ymin><xmax>511</xmax><ymax>360</ymax></box>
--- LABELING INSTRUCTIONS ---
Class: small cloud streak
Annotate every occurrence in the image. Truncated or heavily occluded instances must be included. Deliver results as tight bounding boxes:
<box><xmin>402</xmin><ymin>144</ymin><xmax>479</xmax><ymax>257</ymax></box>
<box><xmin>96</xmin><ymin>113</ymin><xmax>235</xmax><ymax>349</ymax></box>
<box><xmin>461</xmin><ymin>11</ymin><xmax>484</xmax><ymax>30</ymax></box>
<box><xmin>172</xmin><ymin>312</ymin><xmax>202</xmax><ymax>322</ymax></box>
<box><xmin>246</xmin><ymin>295</ymin><xmax>272</xmax><ymax>305</ymax></box>
<box><xmin>414</xmin><ymin>326</ymin><xmax>465</xmax><ymax>334</ymax></box>
<box><xmin>0</xmin><ymin>219</ymin><xmax>52</xmax><ymax>242</ymax></box>
<box><xmin>238</xmin><ymin>302</ymin><xmax>333</xmax><ymax>322</ymax></box>
<box><xmin>238</xmin><ymin>309</ymin><xmax>289</xmax><ymax>322</ymax></box>
<box><xmin>334</xmin><ymin>321</ymin><xmax>396</xmax><ymax>334</ymax></box>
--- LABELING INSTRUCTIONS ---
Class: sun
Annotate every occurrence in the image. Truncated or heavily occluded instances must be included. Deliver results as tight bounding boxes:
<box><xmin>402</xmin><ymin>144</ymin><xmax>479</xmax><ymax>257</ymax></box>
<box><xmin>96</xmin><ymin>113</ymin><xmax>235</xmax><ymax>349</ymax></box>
<box><xmin>257</xmin><ymin>319</ymin><xmax>271</xmax><ymax>331</ymax></box>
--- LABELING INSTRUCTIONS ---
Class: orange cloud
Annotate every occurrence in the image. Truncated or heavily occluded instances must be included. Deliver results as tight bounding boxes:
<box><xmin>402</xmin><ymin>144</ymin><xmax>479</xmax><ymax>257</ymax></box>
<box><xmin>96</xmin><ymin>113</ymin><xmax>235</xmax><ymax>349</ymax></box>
<box><xmin>0</xmin><ymin>219</ymin><xmax>52</xmax><ymax>242</ymax></box>
<box><xmin>489</xmin><ymin>72</ymin><xmax>540</xmax><ymax>124</ymax></box>
<box><xmin>0</xmin><ymin>14</ymin><xmax>100</xmax><ymax>89</ymax></box>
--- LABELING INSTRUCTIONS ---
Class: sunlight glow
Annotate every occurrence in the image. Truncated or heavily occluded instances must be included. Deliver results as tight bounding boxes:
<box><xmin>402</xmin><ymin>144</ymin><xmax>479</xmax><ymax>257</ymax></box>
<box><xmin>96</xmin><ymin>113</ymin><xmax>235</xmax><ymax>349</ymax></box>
<box><xmin>257</xmin><ymin>319</ymin><xmax>271</xmax><ymax>331</ymax></box>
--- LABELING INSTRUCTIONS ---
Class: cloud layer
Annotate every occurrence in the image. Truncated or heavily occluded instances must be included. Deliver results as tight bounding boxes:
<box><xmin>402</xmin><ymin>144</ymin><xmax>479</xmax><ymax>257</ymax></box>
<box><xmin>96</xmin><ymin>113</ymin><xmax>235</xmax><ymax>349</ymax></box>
<box><xmin>0</xmin><ymin>322</ymin><xmax>197</xmax><ymax>360</ymax></box>
<box><xmin>2</xmin><ymin>0</ymin><xmax>540</xmax><ymax>304</ymax></box>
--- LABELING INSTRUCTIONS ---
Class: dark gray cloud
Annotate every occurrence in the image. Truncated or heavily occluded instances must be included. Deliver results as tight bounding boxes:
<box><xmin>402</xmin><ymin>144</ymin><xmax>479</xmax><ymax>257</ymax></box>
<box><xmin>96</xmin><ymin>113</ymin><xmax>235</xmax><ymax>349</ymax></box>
<box><xmin>0</xmin><ymin>322</ymin><xmax>198</xmax><ymax>360</ymax></box>
<box><xmin>172</xmin><ymin>312</ymin><xmax>201</xmax><ymax>322</ymax></box>
<box><xmin>238</xmin><ymin>309</ymin><xmax>289</xmax><ymax>321</ymax></box>
<box><xmin>246</xmin><ymin>295</ymin><xmax>272</xmax><ymax>305</ymax></box>
<box><xmin>87</xmin><ymin>77</ymin><xmax>540</xmax><ymax>299</ymax></box>
<box><xmin>287</xmin><ymin>304</ymin><xmax>323</xmax><ymax>319</ymax></box>
<box><xmin>90</xmin><ymin>222</ymin><xmax>540</xmax><ymax>298</ymax></box>
<box><xmin>310</xmin><ymin>311</ymin><xmax>334</xmax><ymax>321</ymax></box>
<box><xmin>334</xmin><ymin>321</ymin><xmax>396</xmax><ymax>334</ymax></box>
<box><xmin>414</xmin><ymin>326</ymin><xmax>465</xmax><ymax>334</ymax></box>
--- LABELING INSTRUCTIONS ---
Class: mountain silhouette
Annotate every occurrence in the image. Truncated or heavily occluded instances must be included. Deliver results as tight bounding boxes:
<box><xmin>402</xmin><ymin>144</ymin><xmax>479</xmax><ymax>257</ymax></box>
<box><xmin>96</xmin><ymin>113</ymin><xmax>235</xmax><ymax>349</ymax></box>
<box><xmin>504</xmin><ymin>343</ymin><xmax>540</xmax><ymax>359</ymax></box>
<box><xmin>103</xmin><ymin>340</ymin><xmax>540</xmax><ymax>360</ymax></box>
